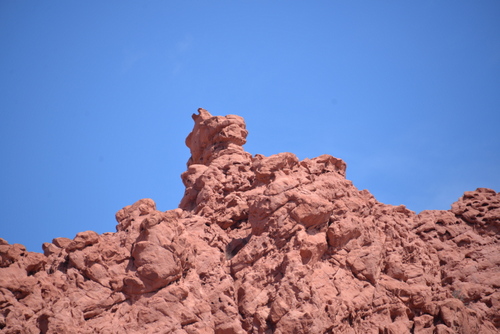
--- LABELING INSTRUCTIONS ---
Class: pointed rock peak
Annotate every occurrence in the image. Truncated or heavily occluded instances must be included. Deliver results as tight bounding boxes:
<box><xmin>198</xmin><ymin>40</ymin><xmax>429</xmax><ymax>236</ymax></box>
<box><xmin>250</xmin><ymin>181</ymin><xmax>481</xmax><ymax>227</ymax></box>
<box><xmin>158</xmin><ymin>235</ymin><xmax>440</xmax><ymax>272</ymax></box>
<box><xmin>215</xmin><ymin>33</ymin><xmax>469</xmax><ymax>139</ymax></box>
<box><xmin>185</xmin><ymin>108</ymin><xmax>249</xmax><ymax>166</ymax></box>
<box><xmin>192</xmin><ymin>107</ymin><xmax>212</xmax><ymax>121</ymax></box>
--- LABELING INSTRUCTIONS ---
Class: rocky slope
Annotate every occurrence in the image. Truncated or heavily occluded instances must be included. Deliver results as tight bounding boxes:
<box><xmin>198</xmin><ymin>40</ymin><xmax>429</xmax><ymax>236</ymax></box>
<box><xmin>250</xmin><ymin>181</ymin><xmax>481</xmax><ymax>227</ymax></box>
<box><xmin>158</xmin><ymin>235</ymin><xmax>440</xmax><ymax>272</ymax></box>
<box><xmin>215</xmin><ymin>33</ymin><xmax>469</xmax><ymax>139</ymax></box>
<box><xmin>1</xmin><ymin>108</ymin><xmax>499</xmax><ymax>334</ymax></box>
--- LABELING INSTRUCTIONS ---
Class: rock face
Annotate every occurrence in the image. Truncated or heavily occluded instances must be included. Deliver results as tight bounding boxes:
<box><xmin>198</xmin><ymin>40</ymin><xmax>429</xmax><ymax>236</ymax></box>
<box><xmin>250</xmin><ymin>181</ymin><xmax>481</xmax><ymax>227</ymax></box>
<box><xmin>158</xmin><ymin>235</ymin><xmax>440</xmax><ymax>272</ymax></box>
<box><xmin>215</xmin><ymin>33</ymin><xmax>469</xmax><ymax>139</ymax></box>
<box><xmin>1</xmin><ymin>108</ymin><xmax>499</xmax><ymax>334</ymax></box>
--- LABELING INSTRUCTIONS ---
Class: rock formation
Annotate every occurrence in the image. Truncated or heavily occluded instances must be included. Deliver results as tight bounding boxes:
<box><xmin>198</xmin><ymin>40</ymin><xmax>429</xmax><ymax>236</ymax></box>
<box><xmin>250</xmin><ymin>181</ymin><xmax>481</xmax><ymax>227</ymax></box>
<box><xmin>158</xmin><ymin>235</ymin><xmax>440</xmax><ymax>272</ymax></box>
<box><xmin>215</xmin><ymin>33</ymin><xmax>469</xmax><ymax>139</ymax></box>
<box><xmin>1</xmin><ymin>108</ymin><xmax>499</xmax><ymax>333</ymax></box>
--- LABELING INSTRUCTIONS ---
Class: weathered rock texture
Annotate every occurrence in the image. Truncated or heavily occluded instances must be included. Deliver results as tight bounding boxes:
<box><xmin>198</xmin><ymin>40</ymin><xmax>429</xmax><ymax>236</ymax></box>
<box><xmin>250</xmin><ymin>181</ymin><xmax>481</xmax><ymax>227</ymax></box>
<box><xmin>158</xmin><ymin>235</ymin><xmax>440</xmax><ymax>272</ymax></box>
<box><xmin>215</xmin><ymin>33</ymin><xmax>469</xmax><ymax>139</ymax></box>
<box><xmin>1</xmin><ymin>108</ymin><xmax>499</xmax><ymax>333</ymax></box>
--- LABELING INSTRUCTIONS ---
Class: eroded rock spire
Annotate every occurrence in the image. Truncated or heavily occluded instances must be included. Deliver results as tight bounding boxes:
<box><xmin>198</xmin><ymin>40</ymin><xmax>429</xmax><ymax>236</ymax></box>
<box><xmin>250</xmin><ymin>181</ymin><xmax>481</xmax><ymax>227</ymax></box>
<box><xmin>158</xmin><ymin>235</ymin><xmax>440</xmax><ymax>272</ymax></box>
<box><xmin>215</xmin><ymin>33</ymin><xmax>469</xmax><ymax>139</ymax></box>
<box><xmin>185</xmin><ymin>108</ymin><xmax>249</xmax><ymax>166</ymax></box>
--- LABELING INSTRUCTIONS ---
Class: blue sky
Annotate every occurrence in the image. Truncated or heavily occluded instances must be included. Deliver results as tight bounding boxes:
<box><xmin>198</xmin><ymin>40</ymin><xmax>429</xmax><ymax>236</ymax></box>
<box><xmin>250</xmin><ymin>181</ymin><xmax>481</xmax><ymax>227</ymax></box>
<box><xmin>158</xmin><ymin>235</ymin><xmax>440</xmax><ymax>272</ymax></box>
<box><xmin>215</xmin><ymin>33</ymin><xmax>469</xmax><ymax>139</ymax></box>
<box><xmin>1</xmin><ymin>1</ymin><xmax>499</xmax><ymax>252</ymax></box>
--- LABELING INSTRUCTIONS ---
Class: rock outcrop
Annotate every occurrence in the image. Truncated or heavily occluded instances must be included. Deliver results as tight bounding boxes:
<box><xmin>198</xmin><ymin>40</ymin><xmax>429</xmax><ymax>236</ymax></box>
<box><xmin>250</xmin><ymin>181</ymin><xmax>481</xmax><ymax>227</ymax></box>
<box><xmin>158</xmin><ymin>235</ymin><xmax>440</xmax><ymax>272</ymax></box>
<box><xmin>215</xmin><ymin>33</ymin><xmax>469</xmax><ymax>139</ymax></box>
<box><xmin>1</xmin><ymin>108</ymin><xmax>499</xmax><ymax>333</ymax></box>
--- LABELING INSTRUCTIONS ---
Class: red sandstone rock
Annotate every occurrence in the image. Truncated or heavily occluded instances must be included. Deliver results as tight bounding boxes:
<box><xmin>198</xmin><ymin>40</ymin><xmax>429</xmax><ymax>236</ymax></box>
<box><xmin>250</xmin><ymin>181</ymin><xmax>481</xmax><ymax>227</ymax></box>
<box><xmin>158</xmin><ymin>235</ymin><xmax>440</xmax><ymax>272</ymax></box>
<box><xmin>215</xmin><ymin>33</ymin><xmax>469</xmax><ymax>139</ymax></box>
<box><xmin>1</xmin><ymin>108</ymin><xmax>499</xmax><ymax>333</ymax></box>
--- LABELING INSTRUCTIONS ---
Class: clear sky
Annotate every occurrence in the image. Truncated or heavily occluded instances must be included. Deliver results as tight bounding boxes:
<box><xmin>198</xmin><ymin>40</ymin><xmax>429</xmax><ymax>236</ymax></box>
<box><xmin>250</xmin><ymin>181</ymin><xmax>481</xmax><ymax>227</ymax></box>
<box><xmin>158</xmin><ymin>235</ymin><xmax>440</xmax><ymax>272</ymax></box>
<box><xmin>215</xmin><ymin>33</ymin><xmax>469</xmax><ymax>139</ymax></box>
<box><xmin>1</xmin><ymin>1</ymin><xmax>499</xmax><ymax>252</ymax></box>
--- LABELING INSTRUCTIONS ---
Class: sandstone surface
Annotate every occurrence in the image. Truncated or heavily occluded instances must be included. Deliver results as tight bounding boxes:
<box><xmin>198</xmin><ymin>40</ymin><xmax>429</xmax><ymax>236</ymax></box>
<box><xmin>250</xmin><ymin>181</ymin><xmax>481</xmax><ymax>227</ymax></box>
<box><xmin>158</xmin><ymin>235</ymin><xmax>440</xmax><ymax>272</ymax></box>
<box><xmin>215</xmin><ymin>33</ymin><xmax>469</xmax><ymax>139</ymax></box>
<box><xmin>1</xmin><ymin>109</ymin><xmax>499</xmax><ymax>333</ymax></box>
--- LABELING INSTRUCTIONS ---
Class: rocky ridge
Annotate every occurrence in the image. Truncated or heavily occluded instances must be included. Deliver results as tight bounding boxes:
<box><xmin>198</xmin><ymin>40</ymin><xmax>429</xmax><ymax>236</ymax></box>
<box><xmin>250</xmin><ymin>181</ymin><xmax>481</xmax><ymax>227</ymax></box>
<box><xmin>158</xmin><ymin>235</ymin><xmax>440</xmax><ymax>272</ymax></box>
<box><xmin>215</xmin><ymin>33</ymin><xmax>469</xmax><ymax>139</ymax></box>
<box><xmin>1</xmin><ymin>108</ymin><xmax>499</xmax><ymax>333</ymax></box>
